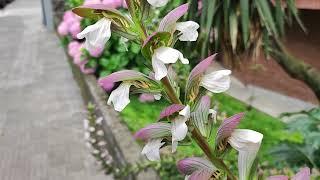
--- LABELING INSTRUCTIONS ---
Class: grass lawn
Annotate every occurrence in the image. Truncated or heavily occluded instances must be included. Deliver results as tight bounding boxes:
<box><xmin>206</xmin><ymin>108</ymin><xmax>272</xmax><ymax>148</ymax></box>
<box><xmin>119</xmin><ymin>93</ymin><xmax>297</xmax><ymax>176</ymax></box>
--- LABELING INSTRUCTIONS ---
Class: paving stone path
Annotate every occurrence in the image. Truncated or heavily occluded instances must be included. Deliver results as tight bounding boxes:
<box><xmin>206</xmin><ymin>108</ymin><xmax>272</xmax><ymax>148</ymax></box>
<box><xmin>0</xmin><ymin>0</ymin><xmax>112</xmax><ymax>179</ymax></box>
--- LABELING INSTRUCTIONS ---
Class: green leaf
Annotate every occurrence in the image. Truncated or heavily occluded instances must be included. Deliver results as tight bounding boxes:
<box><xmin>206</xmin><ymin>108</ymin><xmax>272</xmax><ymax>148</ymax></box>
<box><xmin>223</xmin><ymin>0</ymin><xmax>231</xmax><ymax>32</ymax></box>
<box><xmin>214</xmin><ymin>11</ymin><xmax>222</xmax><ymax>51</ymax></box>
<box><xmin>229</xmin><ymin>6</ymin><xmax>238</xmax><ymax>52</ymax></box>
<box><xmin>287</xmin><ymin>0</ymin><xmax>307</xmax><ymax>33</ymax></box>
<box><xmin>275</xmin><ymin>0</ymin><xmax>285</xmax><ymax>36</ymax></box>
<box><xmin>256</xmin><ymin>0</ymin><xmax>279</xmax><ymax>37</ymax></box>
<box><xmin>240</xmin><ymin>0</ymin><xmax>249</xmax><ymax>48</ymax></box>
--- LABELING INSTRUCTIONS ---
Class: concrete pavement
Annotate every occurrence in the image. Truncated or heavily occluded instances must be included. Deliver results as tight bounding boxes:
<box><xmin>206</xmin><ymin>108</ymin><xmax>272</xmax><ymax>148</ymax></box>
<box><xmin>0</xmin><ymin>0</ymin><xmax>112</xmax><ymax>179</ymax></box>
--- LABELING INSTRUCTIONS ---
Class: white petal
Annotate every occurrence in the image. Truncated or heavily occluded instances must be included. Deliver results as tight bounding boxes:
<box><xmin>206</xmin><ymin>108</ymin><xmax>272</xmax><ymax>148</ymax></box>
<box><xmin>228</xmin><ymin>129</ymin><xmax>263</xmax><ymax>180</ymax></box>
<box><xmin>179</xmin><ymin>105</ymin><xmax>190</xmax><ymax>117</ymax></box>
<box><xmin>96</xmin><ymin>130</ymin><xmax>104</xmax><ymax>136</ymax></box>
<box><xmin>147</xmin><ymin>0</ymin><xmax>168</xmax><ymax>7</ymax></box>
<box><xmin>107</xmin><ymin>83</ymin><xmax>131</xmax><ymax>112</ymax></box>
<box><xmin>84</xmin><ymin>132</ymin><xmax>90</xmax><ymax>140</ymax></box>
<box><xmin>176</xmin><ymin>21</ymin><xmax>200</xmax><ymax>41</ymax></box>
<box><xmin>83</xmin><ymin>119</ymin><xmax>89</xmax><ymax>129</ymax></box>
<box><xmin>171</xmin><ymin>115</ymin><xmax>189</xmax><ymax>152</ymax></box>
<box><xmin>171</xmin><ymin>140</ymin><xmax>178</xmax><ymax>153</ymax></box>
<box><xmin>154</xmin><ymin>94</ymin><xmax>162</xmax><ymax>100</ymax></box>
<box><xmin>185</xmin><ymin>175</ymin><xmax>190</xmax><ymax>180</ymax></box>
<box><xmin>77</xmin><ymin>18</ymin><xmax>111</xmax><ymax>52</ymax></box>
<box><xmin>154</xmin><ymin>47</ymin><xmax>189</xmax><ymax>64</ymax></box>
<box><xmin>96</xmin><ymin>117</ymin><xmax>103</xmax><ymax>124</ymax></box>
<box><xmin>200</xmin><ymin>70</ymin><xmax>231</xmax><ymax>93</ymax></box>
<box><xmin>141</xmin><ymin>139</ymin><xmax>165</xmax><ymax>161</ymax></box>
<box><xmin>152</xmin><ymin>55</ymin><xmax>167</xmax><ymax>80</ymax></box>
<box><xmin>209</xmin><ymin>109</ymin><xmax>217</xmax><ymax>123</ymax></box>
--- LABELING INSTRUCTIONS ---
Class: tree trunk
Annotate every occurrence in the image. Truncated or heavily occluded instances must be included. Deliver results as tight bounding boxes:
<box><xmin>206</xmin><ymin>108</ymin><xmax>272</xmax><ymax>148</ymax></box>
<box><xmin>271</xmin><ymin>42</ymin><xmax>320</xmax><ymax>100</ymax></box>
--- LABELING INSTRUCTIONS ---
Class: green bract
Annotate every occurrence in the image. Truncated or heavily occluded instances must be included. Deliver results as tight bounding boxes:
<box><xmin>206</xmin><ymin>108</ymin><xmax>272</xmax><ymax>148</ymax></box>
<box><xmin>141</xmin><ymin>32</ymin><xmax>172</xmax><ymax>60</ymax></box>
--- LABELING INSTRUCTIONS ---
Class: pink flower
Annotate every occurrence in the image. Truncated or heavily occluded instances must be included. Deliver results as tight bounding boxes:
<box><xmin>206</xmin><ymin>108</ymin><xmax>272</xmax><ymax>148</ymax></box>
<box><xmin>267</xmin><ymin>167</ymin><xmax>310</xmax><ymax>180</ymax></box>
<box><xmin>68</xmin><ymin>41</ymin><xmax>82</xmax><ymax>58</ymax></box>
<box><xmin>73</xmin><ymin>53</ymin><xmax>84</xmax><ymax>66</ymax></box>
<box><xmin>102</xmin><ymin>0</ymin><xmax>122</xmax><ymax>8</ymax></box>
<box><xmin>69</xmin><ymin>21</ymin><xmax>82</xmax><ymax>38</ymax></box>
<box><xmin>84</xmin><ymin>0</ymin><xmax>102</xmax><ymax>5</ymax></box>
<box><xmin>139</xmin><ymin>94</ymin><xmax>155</xmax><ymax>103</ymax></box>
<box><xmin>63</xmin><ymin>11</ymin><xmax>75</xmax><ymax>23</ymax></box>
<box><xmin>89</xmin><ymin>46</ymin><xmax>104</xmax><ymax>57</ymax></box>
<box><xmin>80</xmin><ymin>61</ymin><xmax>96</xmax><ymax>74</ymax></box>
<box><xmin>122</xmin><ymin>0</ymin><xmax>127</xmax><ymax>8</ymax></box>
<box><xmin>57</xmin><ymin>22</ymin><xmax>68</xmax><ymax>36</ymax></box>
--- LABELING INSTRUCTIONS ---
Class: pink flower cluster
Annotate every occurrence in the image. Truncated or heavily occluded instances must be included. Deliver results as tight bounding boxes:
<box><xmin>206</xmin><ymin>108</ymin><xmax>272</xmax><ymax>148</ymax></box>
<box><xmin>68</xmin><ymin>41</ymin><xmax>96</xmax><ymax>74</ymax></box>
<box><xmin>58</xmin><ymin>11</ymin><xmax>82</xmax><ymax>38</ymax></box>
<box><xmin>84</xmin><ymin>0</ymin><xmax>127</xmax><ymax>8</ymax></box>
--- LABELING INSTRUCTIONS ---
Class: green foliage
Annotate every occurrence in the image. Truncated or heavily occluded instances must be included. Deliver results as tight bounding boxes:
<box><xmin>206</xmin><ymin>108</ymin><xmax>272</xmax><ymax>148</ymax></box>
<box><xmin>271</xmin><ymin>108</ymin><xmax>320</xmax><ymax>169</ymax></box>
<box><xmin>65</xmin><ymin>0</ymin><xmax>83</xmax><ymax>9</ymax></box>
<box><xmin>186</xmin><ymin>0</ymin><xmax>305</xmax><ymax>64</ymax></box>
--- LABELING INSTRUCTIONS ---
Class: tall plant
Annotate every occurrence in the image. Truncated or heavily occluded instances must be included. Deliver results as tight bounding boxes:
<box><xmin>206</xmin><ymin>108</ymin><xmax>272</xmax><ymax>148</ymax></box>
<box><xmin>72</xmin><ymin>0</ymin><xmax>310</xmax><ymax>179</ymax></box>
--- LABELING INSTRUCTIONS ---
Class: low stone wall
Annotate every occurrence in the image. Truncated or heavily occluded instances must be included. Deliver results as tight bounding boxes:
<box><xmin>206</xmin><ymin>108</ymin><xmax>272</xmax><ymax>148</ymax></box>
<box><xmin>67</xmin><ymin>55</ymin><xmax>159</xmax><ymax>180</ymax></box>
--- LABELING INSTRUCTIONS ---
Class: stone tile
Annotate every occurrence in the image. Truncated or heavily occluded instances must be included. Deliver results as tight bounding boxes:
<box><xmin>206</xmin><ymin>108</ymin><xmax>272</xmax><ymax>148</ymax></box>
<box><xmin>0</xmin><ymin>0</ymin><xmax>112</xmax><ymax>179</ymax></box>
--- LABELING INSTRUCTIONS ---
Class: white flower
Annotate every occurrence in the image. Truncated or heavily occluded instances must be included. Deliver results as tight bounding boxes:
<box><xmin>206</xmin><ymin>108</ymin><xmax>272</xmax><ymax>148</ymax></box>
<box><xmin>176</xmin><ymin>21</ymin><xmax>200</xmax><ymax>41</ymax></box>
<box><xmin>98</xmin><ymin>141</ymin><xmax>107</xmax><ymax>146</ymax></box>
<box><xmin>100</xmin><ymin>151</ymin><xmax>109</xmax><ymax>158</ymax></box>
<box><xmin>96</xmin><ymin>117</ymin><xmax>103</xmax><ymax>125</ymax></box>
<box><xmin>200</xmin><ymin>70</ymin><xmax>231</xmax><ymax>93</ymax></box>
<box><xmin>152</xmin><ymin>47</ymin><xmax>189</xmax><ymax>80</ymax></box>
<box><xmin>154</xmin><ymin>94</ymin><xmax>162</xmax><ymax>100</ymax></box>
<box><xmin>228</xmin><ymin>129</ymin><xmax>263</xmax><ymax>180</ymax></box>
<box><xmin>141</xmin><ymin>139</ymin><xmax>165</xmax><ymax>161</ymax></box>
<box><xmin>90</xmin><ymin>138</ymin><xmax>96</xmax><ymax>143</ymax></box>
<box><xmin>171</xmin><ymin>105</ymin><xmax>190</xmax><ymax>152</ymax></box>
<box><xmin>77</xmin><ymin>18</ymin><xmax>111</xmax><ymax>52</ymax></box>
<box><xmin>107</xmin><ymin>83</ymin><xmax>131</xmax><ymax>112</ymax></box>
<box><xmin>83</xmin><ymin>119</ymin><xmax>89</xmax><ymax>129</ymax></box>
<box><xmin>84</xmin><ymin>132</ymin><xmax>90</xmax><ymax>140</ymax></box>
<box><xmin>92</xmin><ymin>149</ymin><xmax>100</xmax><ymax>154</ymax></box>
<box><xmin>147</xmin><ymin>0</ymin><xmax>168</xmax><ymax>7</ymax></box>
<box><xmin>89</xmin><ymin>127</ymin><xmax>95</xmax><ymax>132</ymax></box>
<box><xmin>96</xmin><ymin>130</ymin><xmax>104</xmax><ymax>136</ymax></box>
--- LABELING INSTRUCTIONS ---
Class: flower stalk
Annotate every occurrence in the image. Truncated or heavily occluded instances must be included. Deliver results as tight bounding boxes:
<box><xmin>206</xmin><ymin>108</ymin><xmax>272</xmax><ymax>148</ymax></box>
<box><xmin>160</xmin><ymin>74</ymin><xmax>236</xmax><ymax>180</ymax></box>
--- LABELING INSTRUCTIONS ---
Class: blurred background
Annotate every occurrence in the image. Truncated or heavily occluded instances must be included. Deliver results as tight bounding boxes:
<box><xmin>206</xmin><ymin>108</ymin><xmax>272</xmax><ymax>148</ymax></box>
<box><xmin>0</xmin><ymin>0</ymin><xmax>319</xmax><ymax>179</ymax></box>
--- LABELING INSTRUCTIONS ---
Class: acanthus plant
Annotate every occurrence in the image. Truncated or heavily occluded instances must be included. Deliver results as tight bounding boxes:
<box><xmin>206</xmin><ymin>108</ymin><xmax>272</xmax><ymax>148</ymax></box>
<box><xmin>72</xmin><ymin>1</ymin><xmax>309</xmax><ymax>179</ymax></box>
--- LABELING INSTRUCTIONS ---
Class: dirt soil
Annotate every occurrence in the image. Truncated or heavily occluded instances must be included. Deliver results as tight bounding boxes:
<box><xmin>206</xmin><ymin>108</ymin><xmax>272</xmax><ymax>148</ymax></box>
<box><xmin>231</xmin><ymin>10</ymin><xmax>320</xmax><ymax>105</ymax></box>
